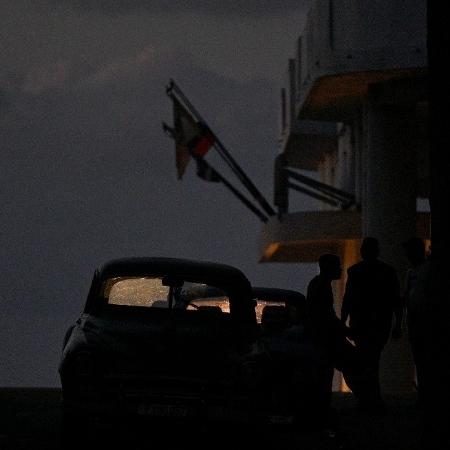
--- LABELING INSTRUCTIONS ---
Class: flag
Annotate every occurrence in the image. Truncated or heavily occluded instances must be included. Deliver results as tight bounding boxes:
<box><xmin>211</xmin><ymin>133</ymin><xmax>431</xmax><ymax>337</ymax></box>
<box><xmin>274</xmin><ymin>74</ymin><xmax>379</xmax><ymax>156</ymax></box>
<box><xmin>171</xmin><ymin>97</ymin><xmax>215</xmax><ymax>179</ymax></box>
<box><xmin>196</xmin><ymin>158</ymin><xmax>221</xmax><ymax>183</ymax></box>
<box><xmin>163</xmin><ymin>80</ymin><xmax>274</xmax><ymax>223</ymax></box>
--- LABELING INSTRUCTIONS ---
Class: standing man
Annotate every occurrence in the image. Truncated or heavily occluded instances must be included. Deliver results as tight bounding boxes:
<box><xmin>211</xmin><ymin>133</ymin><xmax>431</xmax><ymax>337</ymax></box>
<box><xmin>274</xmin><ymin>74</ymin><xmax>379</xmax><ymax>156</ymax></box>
<box><xmin>306</xmin><ymin>254</ymin><xmax>347</xmax><ymax>427</ymax></box>
<box><xmin>341</xmin><ymin>237</ymin><xmax>402</xmax><ymax>411</ymax></box>
<box><xmin>402</xmin><ymin>237</ymin><xmax>430</xmax><ymax>407</ymax></box>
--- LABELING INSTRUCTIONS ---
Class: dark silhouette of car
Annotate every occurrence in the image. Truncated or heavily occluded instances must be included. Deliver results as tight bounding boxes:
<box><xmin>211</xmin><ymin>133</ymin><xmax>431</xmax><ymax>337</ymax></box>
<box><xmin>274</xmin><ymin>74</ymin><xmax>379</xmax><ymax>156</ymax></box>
<box><xmin>249</xmin><ymin>287</ymin><xmax>328</xmax><ymax>427</ymax></box>
<box><xmin>172</xmin><ymin>285</ymin><xmax>328</xmax><ymax>427</ymax></box>
<box><xmin>59</xmin><ymin>258</ymin><xmax>328</xmax><ymax>443</ymax></box>
<box><xmin>59</xmin><ymin>258</ymin><xmax>256</xmax><ymax>432</ymax></box>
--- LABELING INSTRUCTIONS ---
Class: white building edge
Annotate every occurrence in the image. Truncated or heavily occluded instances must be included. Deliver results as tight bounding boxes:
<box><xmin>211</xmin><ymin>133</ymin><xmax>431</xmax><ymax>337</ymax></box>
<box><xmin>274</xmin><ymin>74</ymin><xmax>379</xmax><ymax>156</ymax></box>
<box><xmin>259</xmin><ymin>0</ymin><xmax>429</xmax><ymax>393</ymax></box>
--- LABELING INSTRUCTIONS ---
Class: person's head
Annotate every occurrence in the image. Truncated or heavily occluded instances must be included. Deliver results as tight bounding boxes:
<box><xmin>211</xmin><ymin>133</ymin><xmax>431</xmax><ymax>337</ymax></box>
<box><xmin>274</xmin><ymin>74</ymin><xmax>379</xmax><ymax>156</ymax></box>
<box><xmin>402</xmin><ymin>237</ymin><xmax>425</xmax><ymax>267</ymax></box>
<box><xmin>318</xmin><ymin>254</ymin><xmax>342</xmax><ymax>280</ymax></box>
<box><xmin>360</xmin><ymin>237</ymin><xmax>379</xmax><ymax>261</ymax></box>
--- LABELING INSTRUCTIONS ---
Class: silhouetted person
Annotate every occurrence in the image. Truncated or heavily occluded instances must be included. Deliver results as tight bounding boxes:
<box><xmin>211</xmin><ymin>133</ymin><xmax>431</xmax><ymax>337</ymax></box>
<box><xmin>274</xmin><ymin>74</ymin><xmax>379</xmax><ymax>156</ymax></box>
<box><xmin>341</xmin><ymin>237</ymin><xmax>402</xmax><ymax>411</ymax></box>
<box><xmin>403</xmin><ymin>237</ymin><xmax>430</xmax><ymax>407</ymax></box>
<box><xmin>306</xmin><ymin>254</ymin><xmax>347</xmax><ymax>427</ymax></box>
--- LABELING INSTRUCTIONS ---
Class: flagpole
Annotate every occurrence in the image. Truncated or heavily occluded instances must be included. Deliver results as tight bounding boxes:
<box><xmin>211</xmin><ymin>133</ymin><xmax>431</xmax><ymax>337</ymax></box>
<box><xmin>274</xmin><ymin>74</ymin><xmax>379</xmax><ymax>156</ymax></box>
<box><xmin>214</xmin><ymin>168</ymin><xmax>269</xmax><ymax>223</ymax></box>
<box><xmin>194</xmin><ymin>156</ymin><xmax>269</xmax><ymax>223</ymax></box>
<box><xmin>167</xmin><ymin>80</ymin><xmax>276</xmax><ymax>218</ymax></box>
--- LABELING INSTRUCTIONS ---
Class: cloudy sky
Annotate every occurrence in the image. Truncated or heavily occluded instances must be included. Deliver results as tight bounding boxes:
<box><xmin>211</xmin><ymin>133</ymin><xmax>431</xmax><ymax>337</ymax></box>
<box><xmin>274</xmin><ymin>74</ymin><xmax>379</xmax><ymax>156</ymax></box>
<box><xmin>1</xmin><ymin>0</ymin><xmax>315</xmax><ymax>386</ymax></box>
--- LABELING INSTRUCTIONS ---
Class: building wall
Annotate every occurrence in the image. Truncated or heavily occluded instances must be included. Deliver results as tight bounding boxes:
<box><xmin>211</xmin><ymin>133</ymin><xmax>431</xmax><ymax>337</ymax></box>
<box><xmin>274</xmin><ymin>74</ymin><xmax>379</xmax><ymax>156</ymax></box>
<box><xmin>331</xmin><ymin>0</ymin><xmax>427</xmax><ymax>51</ymax></box>
<box><xmin>310</xmin><ymin>84</ymin><xmax>424</xmax><ymax>392</ymax></box>
<box><xmin>266</xmin><ymin>0</ymin><xmax>429</xmax><ymax>393</ymax></box>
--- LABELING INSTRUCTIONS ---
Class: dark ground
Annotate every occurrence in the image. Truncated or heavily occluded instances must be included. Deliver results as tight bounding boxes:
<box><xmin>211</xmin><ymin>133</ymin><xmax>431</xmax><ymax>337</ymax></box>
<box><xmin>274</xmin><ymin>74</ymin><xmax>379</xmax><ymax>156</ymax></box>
<box><xmin>0</xmin><ymin>389</ymin><xmax>422</xmax><ymax>449</ymax></box>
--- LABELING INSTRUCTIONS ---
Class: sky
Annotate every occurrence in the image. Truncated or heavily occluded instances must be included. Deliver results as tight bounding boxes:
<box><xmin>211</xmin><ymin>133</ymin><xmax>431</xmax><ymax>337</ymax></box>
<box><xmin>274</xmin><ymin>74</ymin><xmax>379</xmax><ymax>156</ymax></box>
<box><xmin>0</xmin><ymin>0</ymin><xmax>316</xmax><ymax>386</ymax></box>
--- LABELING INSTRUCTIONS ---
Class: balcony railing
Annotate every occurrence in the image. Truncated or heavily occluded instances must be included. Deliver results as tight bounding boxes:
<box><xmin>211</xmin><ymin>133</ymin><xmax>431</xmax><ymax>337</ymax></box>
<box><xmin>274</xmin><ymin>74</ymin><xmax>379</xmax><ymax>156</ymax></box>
<box><xmin>274</xmin><ymin>154</ymin><xmax>356</xmax><ymax>216</ymax></box>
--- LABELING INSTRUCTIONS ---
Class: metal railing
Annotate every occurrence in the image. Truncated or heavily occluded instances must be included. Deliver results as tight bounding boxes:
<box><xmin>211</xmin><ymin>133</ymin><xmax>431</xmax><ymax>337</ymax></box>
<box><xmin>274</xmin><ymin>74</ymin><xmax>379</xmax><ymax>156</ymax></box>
<box><xmin>274</xmin><ymin>154</ymin><xmax>356</xmax><ymax>216</ymax></box>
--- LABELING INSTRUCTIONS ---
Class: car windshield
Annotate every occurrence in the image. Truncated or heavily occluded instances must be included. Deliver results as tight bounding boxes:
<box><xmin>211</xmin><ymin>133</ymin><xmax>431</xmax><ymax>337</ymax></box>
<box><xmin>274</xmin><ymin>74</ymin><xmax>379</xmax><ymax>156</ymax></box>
<box><xmin>183</xmin><ymin>283</ymin><xmax>230</xmax><ymax>313</ymax></box>
<box><xmin>102</xmin><ymin>277</ymin><xmax>230</xmax><ymax>312</ymax></box>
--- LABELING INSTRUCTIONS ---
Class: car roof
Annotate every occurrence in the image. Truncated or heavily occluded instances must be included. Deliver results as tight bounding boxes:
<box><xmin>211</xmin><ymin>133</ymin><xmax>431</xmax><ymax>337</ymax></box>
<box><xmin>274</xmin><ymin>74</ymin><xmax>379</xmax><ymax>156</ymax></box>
<box><xmin>97</xmin><ymin>257</ymin><xmax>248</xmax><ymax>286</ymax></box>
<box><xmin>252</xmin><ymin>287</ymin><xmax>305</xmax><ymax>304</ymax></box>
<box><xmin>86</xmin><ymin>257</ymin><xmax>253</xmax><ymax>309</ymax></box>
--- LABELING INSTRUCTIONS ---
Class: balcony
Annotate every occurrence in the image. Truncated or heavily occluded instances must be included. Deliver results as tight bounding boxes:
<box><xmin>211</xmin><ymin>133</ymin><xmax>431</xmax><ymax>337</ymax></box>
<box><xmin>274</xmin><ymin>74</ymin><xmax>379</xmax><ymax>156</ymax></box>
<box><xmin>279</xmin><ymin>0</ymin><xmax>428</xmax><ymax>161</ymax></box>
<box><xmin>296</xmin><ymin>0</ymin><xmax>427</xmax><ymax>121</ymax></box>
<box><xmin>280</xmin><ymin>59</ymin><xmax>340</xmax><ymax>171</ymax></box>
<box><xmin>267</xmin><ymin>0</ymin><xmax>429</xmax><ymax>264</ymax></box>
<box><xmin>259</xmin><ymin>211</ymin><xmax>430</xmax><ymax>263</ymax></box>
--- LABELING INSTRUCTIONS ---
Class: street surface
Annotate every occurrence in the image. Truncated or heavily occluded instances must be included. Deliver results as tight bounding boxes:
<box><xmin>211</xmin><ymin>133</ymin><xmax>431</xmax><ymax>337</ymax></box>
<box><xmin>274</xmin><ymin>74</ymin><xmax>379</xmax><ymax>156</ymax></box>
<box><xmin>0</xmin><ymin>389</ymin><xmax>422</xmax><ymax>449</ymax></box>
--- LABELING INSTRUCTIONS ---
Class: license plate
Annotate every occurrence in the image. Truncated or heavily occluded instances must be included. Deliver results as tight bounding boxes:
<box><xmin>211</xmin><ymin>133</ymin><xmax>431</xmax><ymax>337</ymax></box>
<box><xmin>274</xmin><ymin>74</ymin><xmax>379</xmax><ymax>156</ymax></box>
<box><xmin>138</xmin><ymin>403</ymin><xmax>191</xmax><ymax>417</ymax></box>
<box><xmin>268</xmin><ymin>415</ymin><xmax>294</xmax><ymax>425</ymax></box>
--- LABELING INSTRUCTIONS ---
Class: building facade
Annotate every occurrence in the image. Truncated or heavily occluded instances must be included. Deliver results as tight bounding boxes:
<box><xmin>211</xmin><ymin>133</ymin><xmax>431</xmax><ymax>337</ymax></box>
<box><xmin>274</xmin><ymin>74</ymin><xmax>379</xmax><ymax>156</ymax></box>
<box><xmin>259</xmin><ymin>0</ymin><xmax>429</xmax><ymax>392</ymax></box>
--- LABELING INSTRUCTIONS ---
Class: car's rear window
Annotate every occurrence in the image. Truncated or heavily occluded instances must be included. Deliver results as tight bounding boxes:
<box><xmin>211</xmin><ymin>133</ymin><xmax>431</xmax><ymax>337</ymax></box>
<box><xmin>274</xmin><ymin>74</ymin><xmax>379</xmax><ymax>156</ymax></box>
<box><xmin>105</xmin><ymin>277</ymin><xmax>170</xmax><ymax>307</ymax></box>
<box><xmin>102</xmin><ymin>277</ymin><xmax>230</xmax><ymax>313</ymax></box>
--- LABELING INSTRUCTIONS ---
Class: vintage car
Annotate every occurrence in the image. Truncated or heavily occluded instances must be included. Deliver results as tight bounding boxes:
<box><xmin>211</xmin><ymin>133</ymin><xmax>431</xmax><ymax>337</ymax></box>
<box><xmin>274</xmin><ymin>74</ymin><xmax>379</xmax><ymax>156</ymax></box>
<box><xmin>249</xmin><ymin>287</ymin><xmax>328</xmax><ymax>427</ymax></box>
<box><xmin>59</xmin><ymin>257</ymin><xmax>257</xmax><ymax>434</ymax></box>
<box><xmin>173</xmin><ymin>285</ymin><xmax>329</xmax><ymax>427</ymax></box>
<box><xmin>59</xmin><ymin>258</ymin><xmax>328</xmax><ymax>442</ymax></box>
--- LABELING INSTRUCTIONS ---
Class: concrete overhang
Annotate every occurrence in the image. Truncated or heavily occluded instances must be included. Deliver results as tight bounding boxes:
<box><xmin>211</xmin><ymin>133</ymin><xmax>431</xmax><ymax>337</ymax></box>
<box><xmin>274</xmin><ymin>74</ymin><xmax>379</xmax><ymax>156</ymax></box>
<box><xmin>295</xmin><ymin>0</ymin><xmax>427</xmax><ymax>121</ymax></box>
<box><xmin>259</xmin><ymin>210</ymin><xmax>430</xmax><ymax>263</ymax></box>
<box><xmin>259</xmin><ymin>210</ymin><xmax>361</xmax><ymax>262</ymax></box>
<box><xmin>298</xmin><ymin>68</ymin><xmax>428</xmax><ymax>122</ymax></box>
<box><xmin>281</xmin><ymin>120</ymin><xmax>339</xmax><ymax>171</ymax></box>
